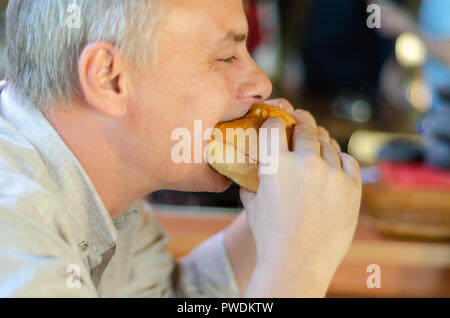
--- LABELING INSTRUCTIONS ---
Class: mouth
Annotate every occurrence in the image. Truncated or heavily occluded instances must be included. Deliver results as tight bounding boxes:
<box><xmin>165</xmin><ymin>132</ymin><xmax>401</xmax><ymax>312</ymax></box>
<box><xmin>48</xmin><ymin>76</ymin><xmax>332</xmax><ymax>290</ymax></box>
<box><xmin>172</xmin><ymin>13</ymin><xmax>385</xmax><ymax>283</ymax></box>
<box><xmin>219</xmin><ymin>104</ymin><xmax>253</xmax><ymax>123</ymax></box>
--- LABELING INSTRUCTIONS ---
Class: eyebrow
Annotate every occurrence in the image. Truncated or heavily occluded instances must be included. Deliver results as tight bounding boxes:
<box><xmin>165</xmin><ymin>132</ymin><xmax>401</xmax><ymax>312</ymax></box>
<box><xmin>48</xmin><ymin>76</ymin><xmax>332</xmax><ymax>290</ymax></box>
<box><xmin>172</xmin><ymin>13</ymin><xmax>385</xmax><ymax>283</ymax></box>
<box><xmin>219</xmin><ymin>31</ymin><xmax>248</xmax><ymax>45</ymax></box>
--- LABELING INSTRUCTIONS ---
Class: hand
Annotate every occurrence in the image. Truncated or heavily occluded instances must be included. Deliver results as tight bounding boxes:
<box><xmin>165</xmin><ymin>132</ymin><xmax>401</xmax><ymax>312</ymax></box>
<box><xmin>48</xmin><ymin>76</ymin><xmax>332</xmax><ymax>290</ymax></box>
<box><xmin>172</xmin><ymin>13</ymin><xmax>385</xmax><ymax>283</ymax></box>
<box><xmin>264</xmin><ymin>99</ymin><xmax>342</xmax><ymax>152</ymax></box>
<box><xmin>241</xmin><ymin>99</ymin><xmax>362</xmax><ymax>297</ymax></box>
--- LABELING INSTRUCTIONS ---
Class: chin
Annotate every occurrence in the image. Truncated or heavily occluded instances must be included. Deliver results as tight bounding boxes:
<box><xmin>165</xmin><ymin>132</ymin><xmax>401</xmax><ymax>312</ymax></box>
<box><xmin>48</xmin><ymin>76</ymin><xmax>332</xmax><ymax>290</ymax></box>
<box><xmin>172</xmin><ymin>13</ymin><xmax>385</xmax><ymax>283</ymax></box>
<box><xmin>208</xmin><ymin>173</ymin><xmax>234</xmax><ymax>193</ymax></box>
<box><xmin>197</xmin><ymin>164</ymin><xmax>233</xmax><ymax>192</ymax></box>
<box><xmin>174</xmin><ymin>164</ymin><xmax>233</xmax><ymax>193</ymax></box>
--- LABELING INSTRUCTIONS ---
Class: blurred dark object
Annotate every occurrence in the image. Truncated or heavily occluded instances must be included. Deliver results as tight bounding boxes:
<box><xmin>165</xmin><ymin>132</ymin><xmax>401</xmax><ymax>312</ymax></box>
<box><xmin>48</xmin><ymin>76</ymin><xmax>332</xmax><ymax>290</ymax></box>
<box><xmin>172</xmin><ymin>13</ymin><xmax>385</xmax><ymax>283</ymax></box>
<box><xmin>377</xmin><ymin>88</ymin><xmax>450</xmax><ymax>170</ymax></box>
<box><xmin>148</xmin><ymin>184</ymin><xmax>243</xmax><ymax>209</ymax></box>
<box><xmin>245</xmin><ymin>1</ymin><xmax>261</xmax><ymax>54</ymax></box>
<box><xmin>437</xmin><ymin>86</ymin><xmax>450</xmax><ymax>105</ymax></box>
<box><xmin>301</xmin><ymin>0</ymin><xmax>395</xmax><ymax>98</ymax></box>
<box><xmin>425</xmin><ymin>137</ymin><xmax>450</xmax><ymax>170</ymax></box>
<box><xmin>277</xmin><ymin>0</ymin><xmax>420</xmax><ymax>152</ymax></box>
<box><xmin>423</xmin><ymin>101</ymin><xmax>450</xmax><ymax>169</ymax></box>
<box><xmin>377</xmin><ymin>138</ymin><xmax>424</xmax><ymax>163</ymax></box>
<box><xmin>424</xmin><ymin>108</ymin><xmax>450</xmax><ymax>141</ymax></box>
<box><xmin>332</xmin><ymin>94</ymin><xmax>374</xmax><ymax>123</ymax></box>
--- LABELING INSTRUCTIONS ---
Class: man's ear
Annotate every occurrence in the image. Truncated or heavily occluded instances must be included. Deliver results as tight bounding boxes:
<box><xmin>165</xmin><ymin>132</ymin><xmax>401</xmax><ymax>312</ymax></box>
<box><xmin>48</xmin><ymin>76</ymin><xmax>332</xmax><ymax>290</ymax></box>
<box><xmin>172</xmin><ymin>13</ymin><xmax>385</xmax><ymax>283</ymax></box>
<box><xmin>78</xmin><ymin>42</ymin><xmax>128</xmax><ymax>118</ymax></box>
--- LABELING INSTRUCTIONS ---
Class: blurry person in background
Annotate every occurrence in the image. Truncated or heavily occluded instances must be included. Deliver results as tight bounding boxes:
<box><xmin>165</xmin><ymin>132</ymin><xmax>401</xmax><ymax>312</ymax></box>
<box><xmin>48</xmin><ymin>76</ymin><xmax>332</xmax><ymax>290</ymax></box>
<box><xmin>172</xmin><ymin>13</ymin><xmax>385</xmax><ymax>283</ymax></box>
<box><xmin>417</xmin><ymin>0</ymin><xmax>450</xmax><ymax>110</ymax></box>
<box><xmin>301</xmin><ymin>0</ymin><xmax>395</xmax><ymax>99</ymax></box>
<box><xmin>377</xmin><ymin>0</ymin><xmax>450</xmax><ymax>169</ymax></box>
<box><xmin>378</xmin><ymin>0</ymin><xmax>450</xmax><ymax>111</ymax></box>
<box><xmin>277</xmin><ymin>0</ymin><xmax>404</xmax><ymax>132</ymax></box>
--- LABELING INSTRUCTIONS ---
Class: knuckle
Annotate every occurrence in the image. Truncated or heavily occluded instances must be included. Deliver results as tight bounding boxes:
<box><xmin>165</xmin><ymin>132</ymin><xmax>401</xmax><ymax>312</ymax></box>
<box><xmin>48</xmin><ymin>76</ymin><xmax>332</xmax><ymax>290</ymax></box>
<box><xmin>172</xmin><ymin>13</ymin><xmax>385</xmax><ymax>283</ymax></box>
<box><xmin>295</xmin><ymin>109</ymin><xmax>312</xmax><ymax>118</ymax></box>
<box><xmin>294</xmin><ymin>123</ymin><xmax>316</xmax><ymax>136</ymax></box>
<box><xmin>318</xmin><ymin>138</ymin><xmax>329</xmax><ymax>147</ymax></box>
<box><xmin>275</xmin><ymin>98</ymin><xmax>290</xmax><ymax>106</ymax></box>
<box><xmin>294</xmin><ymin>109</ymin><xmax>317</xmax><ymax>126</ymax></box>
<box><xmin>265</xmin><ymin>98</ymin><xmax>279</xmax><ymax>106</ymax></box>
<box><xmin>345</xmin><ymin>153</ymin><xmax>360</xmax><ymax>169</ymax></box>
<box><xmin>263</xmin><ymin>116</ymin><xmax>285</xmax><ymax>129</ymax></box>
<box><xmin>294</xmin><ymin>109</ymin><xmax>310</xmax><ymax>117</ymax></box>
<box><xmin>330</xmin><ymin>138</ymin><xmax>341</xmax><ymax>150</ymax></box>
<box><xmin>340</xmin><ymin>152</ymin><xmax>354</xmax><ymax>162</ymax></box>
<box><xmin>317</xmin><ymin>126</ymin><xmax>330</xmax><ymax>139</ymax></box>
<box><xmin>319</xmin><ymin>140</ymin><xmax>335</xmax><ymax>154</ymax></box>
<box><xmin>266</xmin><ymin>98</ymin><xmax>292</xmax><ymax>109</ymax></box>
<box><xmin>316</xmin><ymin>126</ymin><xmax>328</xmax><ymax>134</ymax></box>
<box><xmin>299</xmin><ymin>151</ymin><xmax>321</xmax><ymax>167</ymax></box>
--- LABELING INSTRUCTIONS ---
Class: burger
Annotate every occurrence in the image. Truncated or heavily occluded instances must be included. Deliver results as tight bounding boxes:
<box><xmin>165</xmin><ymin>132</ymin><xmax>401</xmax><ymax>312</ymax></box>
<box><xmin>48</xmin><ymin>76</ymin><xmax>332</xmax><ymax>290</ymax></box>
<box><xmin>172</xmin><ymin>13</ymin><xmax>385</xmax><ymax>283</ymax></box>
<box><xmin>206</xmin><ymin>102</ymin><xmax>299</xmax><ymax>192</ymax></box>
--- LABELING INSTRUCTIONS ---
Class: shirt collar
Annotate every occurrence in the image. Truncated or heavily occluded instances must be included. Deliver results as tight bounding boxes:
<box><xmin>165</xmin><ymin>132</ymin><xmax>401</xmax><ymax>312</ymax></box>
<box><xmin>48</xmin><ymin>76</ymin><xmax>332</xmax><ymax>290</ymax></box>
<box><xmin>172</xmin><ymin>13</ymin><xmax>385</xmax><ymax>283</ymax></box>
<box><xmin>0</xmin><ymin>81</ymin><xmax>135</xmax><ymax>264</ymax></box>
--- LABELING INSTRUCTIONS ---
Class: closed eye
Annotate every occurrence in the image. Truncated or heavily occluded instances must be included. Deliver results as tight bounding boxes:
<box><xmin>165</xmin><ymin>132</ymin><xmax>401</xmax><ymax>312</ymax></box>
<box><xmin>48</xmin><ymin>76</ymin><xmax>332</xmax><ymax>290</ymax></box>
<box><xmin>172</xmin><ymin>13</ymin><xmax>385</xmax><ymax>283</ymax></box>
<box><xmin>217</xmin><ymin>56</ymin><xmax>238</xmax><ymax>64</ymax></box>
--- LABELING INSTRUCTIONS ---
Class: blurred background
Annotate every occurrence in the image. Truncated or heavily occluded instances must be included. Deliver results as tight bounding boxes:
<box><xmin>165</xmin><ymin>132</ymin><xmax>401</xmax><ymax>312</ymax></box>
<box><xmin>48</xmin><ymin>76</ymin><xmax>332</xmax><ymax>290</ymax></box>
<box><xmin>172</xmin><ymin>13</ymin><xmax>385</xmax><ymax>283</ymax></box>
<box><xmin>149</xmin><ymin>0</ymin><xmax>450</xmax><ymax>209</ymax></box>
<box><xmin>0</xmin><ymin>0</ymin><xmax>449</xmax><ymax>297</ymax></box>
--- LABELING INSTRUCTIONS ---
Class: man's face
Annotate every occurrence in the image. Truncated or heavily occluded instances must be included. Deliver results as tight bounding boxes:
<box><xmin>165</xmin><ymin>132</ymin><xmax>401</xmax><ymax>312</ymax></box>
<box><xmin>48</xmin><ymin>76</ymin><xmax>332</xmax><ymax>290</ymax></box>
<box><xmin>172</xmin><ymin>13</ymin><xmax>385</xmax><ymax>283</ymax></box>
<box><xmin>126</xmin><ymin>0</ymin><xmax>272</xmax><ymax>193</ymax></box>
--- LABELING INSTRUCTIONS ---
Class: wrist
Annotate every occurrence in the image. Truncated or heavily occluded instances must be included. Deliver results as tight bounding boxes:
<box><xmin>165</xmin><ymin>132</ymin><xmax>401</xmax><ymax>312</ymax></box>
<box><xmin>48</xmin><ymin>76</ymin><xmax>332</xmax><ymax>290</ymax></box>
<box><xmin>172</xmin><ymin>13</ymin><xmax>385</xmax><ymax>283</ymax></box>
<box><xmin>224</xmin><ymin>212</ymin><xmax>257</xmax><ymax>294</ymax></box>
<box><xmin>244</xmin><ymin>259</ymin><xmax>330</xmax><ymax>298</ymax></box>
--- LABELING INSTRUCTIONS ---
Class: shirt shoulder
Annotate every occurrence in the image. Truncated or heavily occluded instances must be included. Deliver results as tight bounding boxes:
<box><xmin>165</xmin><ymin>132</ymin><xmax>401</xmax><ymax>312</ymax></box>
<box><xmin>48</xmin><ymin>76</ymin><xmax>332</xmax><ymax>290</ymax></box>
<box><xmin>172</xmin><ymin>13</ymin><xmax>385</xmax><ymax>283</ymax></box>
<box><xmin>0</xmin><ymin>114</ymin><xmax>50</xmax><ymax>183</ymax></box>
<box><xmin>0</xmin><ymin>117</ymin><xmax>69</xmax><ymax>246</ymax></box>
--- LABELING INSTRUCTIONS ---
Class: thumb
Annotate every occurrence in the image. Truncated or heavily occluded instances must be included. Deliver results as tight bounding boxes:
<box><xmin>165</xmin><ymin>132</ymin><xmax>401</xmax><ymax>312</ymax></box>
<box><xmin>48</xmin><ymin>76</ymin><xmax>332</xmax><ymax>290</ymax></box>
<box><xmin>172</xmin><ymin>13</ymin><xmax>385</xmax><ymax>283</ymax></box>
<box><xmin>258</xmin><ymin>117</ymin><xmax>286</xmax><ymax>177</ymax></box>
<box><xmin>261</xmin><ymin>117</ymin><xmax>288</xmax><ymax>153</ymax></box>
<box><xmin>240</xmin><ymin>187</ymin><xmax>256</xmax><ymax>210</ymax></box>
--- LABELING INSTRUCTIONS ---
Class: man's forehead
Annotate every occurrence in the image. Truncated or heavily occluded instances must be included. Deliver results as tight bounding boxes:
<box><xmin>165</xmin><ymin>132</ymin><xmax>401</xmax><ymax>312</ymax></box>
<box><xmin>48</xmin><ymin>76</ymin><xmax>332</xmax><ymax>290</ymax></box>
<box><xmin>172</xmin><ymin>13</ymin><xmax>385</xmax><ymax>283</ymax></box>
<box><xmin>163</xmin><ymin>0</ymin><xmax>248</xmax><ymax>45</ymax></box>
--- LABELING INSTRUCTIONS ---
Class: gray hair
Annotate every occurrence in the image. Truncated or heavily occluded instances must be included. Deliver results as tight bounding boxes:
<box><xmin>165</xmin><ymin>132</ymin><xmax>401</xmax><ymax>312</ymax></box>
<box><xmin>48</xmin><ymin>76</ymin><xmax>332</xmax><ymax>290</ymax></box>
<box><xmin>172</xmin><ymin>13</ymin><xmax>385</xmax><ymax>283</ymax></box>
<box><xmin>6</xmin><ymin>0</ymin><xmax>162</xmax><ymax>108</ymax></box>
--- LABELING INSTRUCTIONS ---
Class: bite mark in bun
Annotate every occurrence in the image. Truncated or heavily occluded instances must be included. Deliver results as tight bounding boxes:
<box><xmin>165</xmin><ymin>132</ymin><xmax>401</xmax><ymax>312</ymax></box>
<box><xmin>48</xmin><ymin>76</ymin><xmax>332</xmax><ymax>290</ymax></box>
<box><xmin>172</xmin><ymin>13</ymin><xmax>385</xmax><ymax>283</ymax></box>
<box><xmin>207</xmin><ymin>102</ymin><xmax>299</xmax><ymax>192</ymax></box>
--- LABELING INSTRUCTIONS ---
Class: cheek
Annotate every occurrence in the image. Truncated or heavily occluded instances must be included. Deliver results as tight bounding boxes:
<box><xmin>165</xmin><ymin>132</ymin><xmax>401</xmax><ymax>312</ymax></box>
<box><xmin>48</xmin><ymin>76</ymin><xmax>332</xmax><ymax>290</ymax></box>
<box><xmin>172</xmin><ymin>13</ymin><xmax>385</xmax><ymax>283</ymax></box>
<box><xmin>174</xmin><ymin>71</ymin><xmax>234</xmax><ymax>127</ymax></box>
<box><xmin>128</xmin><ymin>61</ymin><xmax>237</xmax><ymax>183</ymax></box>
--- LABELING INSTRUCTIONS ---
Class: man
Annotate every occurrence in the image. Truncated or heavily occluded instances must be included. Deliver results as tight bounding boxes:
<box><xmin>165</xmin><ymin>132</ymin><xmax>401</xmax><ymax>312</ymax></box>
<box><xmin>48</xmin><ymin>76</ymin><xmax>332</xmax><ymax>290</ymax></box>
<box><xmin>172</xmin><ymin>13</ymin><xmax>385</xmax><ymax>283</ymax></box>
<box><xmin>0</xmin><ymin>0</ymin><xmax>361</xmax><ymax>297</ymax></box>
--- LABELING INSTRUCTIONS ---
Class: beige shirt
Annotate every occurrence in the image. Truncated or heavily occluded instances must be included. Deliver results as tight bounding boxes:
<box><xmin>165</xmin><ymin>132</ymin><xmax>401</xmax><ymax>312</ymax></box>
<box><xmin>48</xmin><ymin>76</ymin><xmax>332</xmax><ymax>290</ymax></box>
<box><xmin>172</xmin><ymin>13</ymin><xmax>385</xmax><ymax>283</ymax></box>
<box><xmin>0</xmin><ymin>81</ymin><xmax>240</xmax><ymax>297</ymax></box>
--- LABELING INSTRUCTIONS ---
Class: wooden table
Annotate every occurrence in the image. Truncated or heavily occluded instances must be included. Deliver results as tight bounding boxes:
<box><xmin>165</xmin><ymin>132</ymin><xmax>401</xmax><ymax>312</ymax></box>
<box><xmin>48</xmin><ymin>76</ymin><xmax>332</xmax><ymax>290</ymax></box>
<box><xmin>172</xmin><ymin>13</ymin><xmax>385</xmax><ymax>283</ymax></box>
<box><xmin>153</xmin><ymin>204</ymin><xmax>450</xmax><ymax>298</ymax></box>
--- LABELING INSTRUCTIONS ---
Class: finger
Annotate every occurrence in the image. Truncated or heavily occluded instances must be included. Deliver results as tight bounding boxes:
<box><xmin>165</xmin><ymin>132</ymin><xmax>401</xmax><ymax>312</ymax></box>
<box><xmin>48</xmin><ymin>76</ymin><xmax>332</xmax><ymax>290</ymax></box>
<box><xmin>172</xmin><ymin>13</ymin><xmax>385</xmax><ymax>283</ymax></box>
<box><xmin>338</xmin><ymin>152</ymin><xmax>361</xmax><ymax>183</ymax></box>
<box><xmin>320</xmin><ymin>141</ymin><xmax>341</xmax><ymax>169</ymax></box>
<box><xmin>293</xmin><ymin>124</ymin><xmax>321</xmax><ymax>154</ymax></box>
<box><xmin>265</xmin><ymin>98</ymin><xmax>295</xmax><ymax>114</ymax></box>
<box><xmin>292</xmin><ymin>109</ymin><xmax>317</xmax><ymax>129</ymax></box>
<box><xmin>330</xmin><ymin>138</ymin><xmax>341</xmax><ymax>152</ymax></box>
<box><xmin>261</xmin><ymin>117</ymin><xmax>289</xmax><ymax>153</ymax></box>
<box><xmin>316</xmin><ymin>126</ymin><xmax>330</xmax><ymax>144</ymax></box>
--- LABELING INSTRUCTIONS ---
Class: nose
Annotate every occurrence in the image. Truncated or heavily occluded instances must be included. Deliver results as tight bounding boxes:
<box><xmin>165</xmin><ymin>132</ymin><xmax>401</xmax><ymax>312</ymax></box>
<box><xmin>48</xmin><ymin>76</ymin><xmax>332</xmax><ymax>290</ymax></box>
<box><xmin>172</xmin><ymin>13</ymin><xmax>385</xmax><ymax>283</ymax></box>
<box><xmin>238</xmin><ymin>58</ymin><xmax>273</xmax><ymax>103</ymax></box>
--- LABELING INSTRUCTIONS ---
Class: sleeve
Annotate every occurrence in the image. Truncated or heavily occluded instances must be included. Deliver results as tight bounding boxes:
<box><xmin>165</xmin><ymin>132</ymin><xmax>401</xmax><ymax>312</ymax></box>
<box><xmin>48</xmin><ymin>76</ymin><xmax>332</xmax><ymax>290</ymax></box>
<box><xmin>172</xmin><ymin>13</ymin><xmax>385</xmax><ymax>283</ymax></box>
<box><xmin>122</xmin><ymin>201</ymin><xmax>240</xmax><ymax>298</ymax></box>
<box><xmin>175</xmin><ymin>230</ymin><xmax>241</xmax><ymax>298</ymax></box>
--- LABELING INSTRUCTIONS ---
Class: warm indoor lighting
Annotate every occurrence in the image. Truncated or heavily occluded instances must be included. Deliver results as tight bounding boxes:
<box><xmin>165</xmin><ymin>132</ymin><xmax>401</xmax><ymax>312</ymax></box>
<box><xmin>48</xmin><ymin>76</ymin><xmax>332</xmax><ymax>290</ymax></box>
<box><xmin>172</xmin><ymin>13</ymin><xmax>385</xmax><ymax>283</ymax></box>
<box><xmin>395</xmin><ymin>32</ymin><xmax>427</xmax><ymax>67</ymax></box>
<box><xmin>348</xmin><ymin>130</ymin><xmax>420</xmax><ymax>164</ymax></box>
<box><xmin>404</xmin><ymin>73</ymin><xmax>432</xmax><ymax>112</ymax></box>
